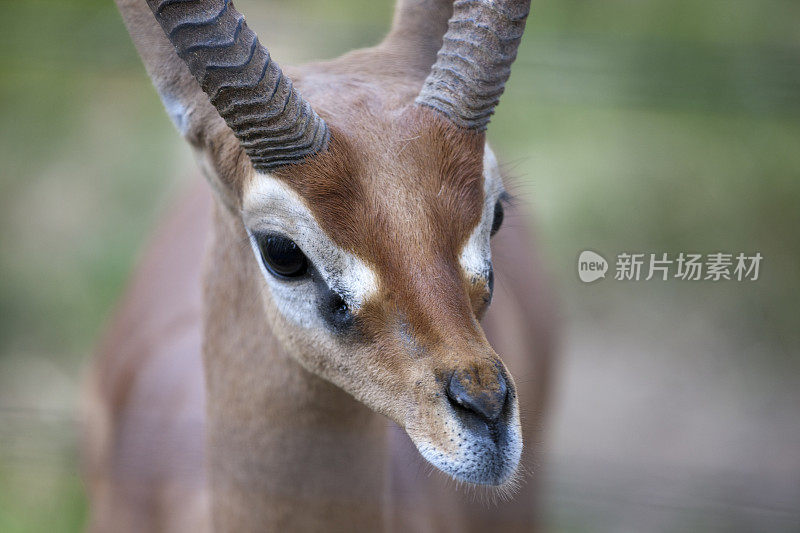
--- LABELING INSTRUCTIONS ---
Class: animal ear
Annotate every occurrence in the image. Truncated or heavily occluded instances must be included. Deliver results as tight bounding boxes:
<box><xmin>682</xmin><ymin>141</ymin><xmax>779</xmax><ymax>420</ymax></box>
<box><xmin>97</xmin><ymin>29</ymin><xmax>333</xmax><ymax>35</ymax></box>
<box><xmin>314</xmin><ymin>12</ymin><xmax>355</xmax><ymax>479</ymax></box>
<box><xmin>415</xmin><ymin>0</ymin><xmax>531</xmax><ymax>131</ymax></box>
<box><xmin>117</xmin><ymin>0</ymin><xmax>221</xmax><ymax>147</ymax></box>
<box><xmin>116</xmin><ymin>0</ymin><xmax>330</xmax><ymax>204</ymax></box>
<box><xmin>379</xmin><ymin>0</ymin><xmax>453</xmax><ymax>78</ymax></box>
<box><xmin>117</xmin><ymin>0</ymin><xmax>247</xmax><ymax>205</ymax></box>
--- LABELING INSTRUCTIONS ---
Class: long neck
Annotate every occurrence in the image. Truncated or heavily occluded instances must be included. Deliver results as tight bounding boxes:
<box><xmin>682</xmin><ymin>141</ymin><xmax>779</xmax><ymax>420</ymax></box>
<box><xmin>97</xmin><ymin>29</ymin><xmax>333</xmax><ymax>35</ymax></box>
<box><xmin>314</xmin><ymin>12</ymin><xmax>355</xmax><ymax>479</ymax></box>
<box><xmin>201</xmin><ymin>204</ymin><xmax>388</xmax><ymax>531</ymax></box>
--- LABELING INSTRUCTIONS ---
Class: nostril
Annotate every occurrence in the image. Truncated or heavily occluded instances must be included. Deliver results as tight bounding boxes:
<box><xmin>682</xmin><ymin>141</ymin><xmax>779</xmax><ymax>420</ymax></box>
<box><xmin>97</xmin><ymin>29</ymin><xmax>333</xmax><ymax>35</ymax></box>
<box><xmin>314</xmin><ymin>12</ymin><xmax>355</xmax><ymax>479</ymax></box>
<box><xmin>446</xmin><ymin>369</ymin><xmax>508</xmax><ymax>423</ymax></box>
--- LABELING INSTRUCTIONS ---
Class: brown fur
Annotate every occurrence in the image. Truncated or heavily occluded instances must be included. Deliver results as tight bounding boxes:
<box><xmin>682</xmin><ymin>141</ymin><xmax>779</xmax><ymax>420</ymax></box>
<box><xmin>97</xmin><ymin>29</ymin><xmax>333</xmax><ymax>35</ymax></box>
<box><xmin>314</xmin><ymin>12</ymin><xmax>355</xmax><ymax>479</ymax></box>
<box><xmin>86</xmin><ymin>1</ymin><xmax>558</xmax><ymax>531</ymax></box>
<box><xmin>86</xmin><ymin>180</ymin><xmax>556</xmax><ymax>532</ymax></box>
<box><xmin>274</xmin><ymin>108</ymin><xmax>485</xmax><ymax>346</ymax></box>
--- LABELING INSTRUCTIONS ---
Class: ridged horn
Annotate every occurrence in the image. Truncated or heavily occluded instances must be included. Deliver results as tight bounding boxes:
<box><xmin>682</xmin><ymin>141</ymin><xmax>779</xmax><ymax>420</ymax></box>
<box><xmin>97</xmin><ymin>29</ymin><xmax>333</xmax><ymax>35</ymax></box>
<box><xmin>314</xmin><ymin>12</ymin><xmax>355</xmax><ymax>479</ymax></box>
<box><xmin>415</xmin><ymin>0</ymin><xmax>530</xmax><ymax>131</ymax></box>
<box><xmin>146</xmin><ymin>0</ymin><xmax>329</xmax><ymax>170</ymax></box>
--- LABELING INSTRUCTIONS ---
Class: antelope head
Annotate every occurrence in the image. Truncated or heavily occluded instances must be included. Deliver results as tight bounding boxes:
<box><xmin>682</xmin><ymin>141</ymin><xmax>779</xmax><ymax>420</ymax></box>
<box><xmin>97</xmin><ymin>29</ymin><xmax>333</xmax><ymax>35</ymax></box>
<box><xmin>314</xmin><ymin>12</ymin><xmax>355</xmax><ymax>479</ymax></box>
<box><xmin>141</xmin><ymin>0</ymin><xmax>530</xmax><ymax>487</ymax></box>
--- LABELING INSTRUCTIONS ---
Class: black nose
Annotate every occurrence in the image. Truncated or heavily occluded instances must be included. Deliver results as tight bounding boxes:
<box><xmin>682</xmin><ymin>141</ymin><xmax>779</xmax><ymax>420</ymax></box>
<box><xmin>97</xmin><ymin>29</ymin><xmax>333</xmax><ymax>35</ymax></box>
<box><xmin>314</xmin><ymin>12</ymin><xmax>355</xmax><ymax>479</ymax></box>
<box><xmin>446</xmin><ymin>367</ymin><xmax>508</xmax><ymax>423</ymax></box>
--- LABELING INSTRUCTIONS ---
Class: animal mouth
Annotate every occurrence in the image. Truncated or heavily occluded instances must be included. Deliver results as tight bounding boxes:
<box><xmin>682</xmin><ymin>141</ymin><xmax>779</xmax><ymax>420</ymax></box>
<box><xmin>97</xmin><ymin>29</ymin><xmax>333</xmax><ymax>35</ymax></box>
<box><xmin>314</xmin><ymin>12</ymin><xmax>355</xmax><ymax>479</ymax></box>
<box><xmin>410</xmin><ymin>396</ymin><xmax>523</xmax><ymax>487</ymax></box>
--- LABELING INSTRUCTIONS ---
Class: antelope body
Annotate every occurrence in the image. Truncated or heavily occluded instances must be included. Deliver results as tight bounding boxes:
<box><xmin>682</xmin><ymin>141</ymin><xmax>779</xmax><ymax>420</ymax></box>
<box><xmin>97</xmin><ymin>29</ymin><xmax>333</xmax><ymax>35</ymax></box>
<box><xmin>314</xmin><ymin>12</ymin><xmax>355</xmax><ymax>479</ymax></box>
<box><xmin>84</xmin><ymin>0</ymin><xmax>556</xmax><ymax>531</ymax></box>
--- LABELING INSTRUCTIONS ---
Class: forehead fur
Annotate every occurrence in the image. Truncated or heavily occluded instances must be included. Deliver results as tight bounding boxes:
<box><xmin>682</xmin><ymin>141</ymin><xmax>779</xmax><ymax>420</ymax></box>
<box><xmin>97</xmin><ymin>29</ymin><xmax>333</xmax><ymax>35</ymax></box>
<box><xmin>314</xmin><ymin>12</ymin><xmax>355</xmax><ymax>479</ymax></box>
<box><xmin>272</xmin><ymin>106</ymin><xmax>486</xmax><ymax>266</ymax></box>
<box><xmin>262</xmin><ymin>105</ymin><xmax>488</xmax><ymax>346</ymax></box>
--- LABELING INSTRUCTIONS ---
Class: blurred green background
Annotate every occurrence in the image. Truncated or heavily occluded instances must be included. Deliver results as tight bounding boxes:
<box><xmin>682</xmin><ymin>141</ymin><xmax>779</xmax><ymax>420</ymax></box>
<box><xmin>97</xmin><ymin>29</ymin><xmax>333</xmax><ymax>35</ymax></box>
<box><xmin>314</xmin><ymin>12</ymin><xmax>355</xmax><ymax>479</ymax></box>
<box><xmin>1</xmin><ymin>0</ymin><xmax>798</xmax><ymax>531</ymax></box>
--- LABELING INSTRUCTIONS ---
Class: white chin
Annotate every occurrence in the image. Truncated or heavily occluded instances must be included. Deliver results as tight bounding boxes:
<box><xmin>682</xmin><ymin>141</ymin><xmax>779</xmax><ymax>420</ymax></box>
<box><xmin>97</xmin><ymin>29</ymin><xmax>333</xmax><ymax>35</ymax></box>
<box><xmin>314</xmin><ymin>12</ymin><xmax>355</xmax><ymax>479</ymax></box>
<box><xmin>414</xmin><ymin>421</ymin><xmax>522</xmax><ymax>486</ymax></box>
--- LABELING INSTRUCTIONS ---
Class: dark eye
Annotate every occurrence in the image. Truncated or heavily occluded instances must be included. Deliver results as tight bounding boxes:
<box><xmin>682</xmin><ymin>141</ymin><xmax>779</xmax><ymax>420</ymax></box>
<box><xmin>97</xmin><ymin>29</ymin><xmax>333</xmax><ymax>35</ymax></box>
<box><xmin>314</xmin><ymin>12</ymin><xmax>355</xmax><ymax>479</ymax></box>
<box><xmin>490</xmin><ymin>200</ymin><xmax>504</xmax><ymax>236</ymax></box>
<box><xmin>258</xmin><ymin>234</ymin><xmax>308</xmax><ymax>279</ymax></box>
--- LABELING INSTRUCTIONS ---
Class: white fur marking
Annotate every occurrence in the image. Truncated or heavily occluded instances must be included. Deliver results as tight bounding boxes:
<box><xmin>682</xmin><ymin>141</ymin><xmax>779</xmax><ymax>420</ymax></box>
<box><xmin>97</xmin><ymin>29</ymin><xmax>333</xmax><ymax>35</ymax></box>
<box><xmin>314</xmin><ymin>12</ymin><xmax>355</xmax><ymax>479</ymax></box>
<box><xmin>158</xmin><ymin>91</ymin><xmax>189</xmax><ymax>136</ymax></box>
<box><xmin>413</xmin><ymin>398</ymin><xmax>522</xmax><ymax>486</ymax></box>
<box><xmin>243</xmin><ymin>175</ymin><xmax>379</xmax><ymax>328</ymax></box>
<box><xmin>459</xmin><ymin>144</ymin><xmax>504</xmax><ymax>279</ymax></box>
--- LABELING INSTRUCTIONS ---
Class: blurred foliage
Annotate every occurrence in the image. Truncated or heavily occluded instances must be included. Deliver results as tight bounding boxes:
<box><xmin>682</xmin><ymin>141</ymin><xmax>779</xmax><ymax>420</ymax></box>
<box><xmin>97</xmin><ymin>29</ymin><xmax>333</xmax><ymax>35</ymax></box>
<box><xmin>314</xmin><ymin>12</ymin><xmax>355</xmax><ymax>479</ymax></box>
<box><xmin>0</xmin><ymin>0</ymin><xmax>798</xmax><ymax>531</ymax></box>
